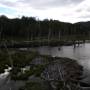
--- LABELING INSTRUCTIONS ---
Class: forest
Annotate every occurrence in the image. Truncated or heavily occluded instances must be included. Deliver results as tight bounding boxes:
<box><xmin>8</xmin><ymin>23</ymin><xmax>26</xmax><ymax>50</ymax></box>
<box><xmin>0</xmin><ymin>15</ymin><xmax>90</xmax><ymax>42</ymax></box>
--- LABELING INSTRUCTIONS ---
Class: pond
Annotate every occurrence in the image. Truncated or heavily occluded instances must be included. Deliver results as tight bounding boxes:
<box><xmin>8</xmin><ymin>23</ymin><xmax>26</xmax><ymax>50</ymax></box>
<box><xmin>33</xmin><ymin>43</ymin><xmax>90</xmax><ymax>83</ymax></box>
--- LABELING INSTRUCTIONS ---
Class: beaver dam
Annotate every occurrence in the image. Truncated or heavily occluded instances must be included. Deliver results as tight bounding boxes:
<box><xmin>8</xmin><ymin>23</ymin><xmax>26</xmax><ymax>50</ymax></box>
<box><xmin>0</xmin><ymin>49</ymin><xmax>87</xmax><ymax>90</ymax></box>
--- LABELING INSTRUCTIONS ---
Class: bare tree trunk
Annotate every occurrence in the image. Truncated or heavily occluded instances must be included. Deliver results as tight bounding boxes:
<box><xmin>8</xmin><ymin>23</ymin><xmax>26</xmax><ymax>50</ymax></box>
<box><xmin>59</xmin><ymin>31</ymin><xmax>61</xmax><ymax>41</ymax></box>
<box><xmin>48</xmin><ymin>28</ymin><xmax>51</xmax><ymax>46</ymax></box>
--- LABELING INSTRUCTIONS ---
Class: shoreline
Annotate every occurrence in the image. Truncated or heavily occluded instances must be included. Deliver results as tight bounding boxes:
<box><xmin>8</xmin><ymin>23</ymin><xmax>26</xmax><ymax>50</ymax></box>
<box><xmin>0</xmin><ymin>40</ymin><xmax>85</xmax><ymax>48</ymax></box>
<box><xmin>0</xmin><ymin>49</ymin><xmax>85</xmax><ymax>90</ymax></box>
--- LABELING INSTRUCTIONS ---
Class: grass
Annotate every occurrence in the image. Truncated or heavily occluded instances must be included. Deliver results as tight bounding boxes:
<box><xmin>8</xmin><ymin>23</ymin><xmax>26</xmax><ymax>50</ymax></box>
<box><xmin>0</xmin><ymin>36</ymin><xmax>88</xmax><ymax>48</ymax></box>
<box><xmin>19</xmin><ymin>81</ymin><xmax>51</xmax><ymax>90</ymax></box>
<box><xmin>0</xmin><ymin>50</ymin><xmax>39</xmax><ymax>73</ymax></box>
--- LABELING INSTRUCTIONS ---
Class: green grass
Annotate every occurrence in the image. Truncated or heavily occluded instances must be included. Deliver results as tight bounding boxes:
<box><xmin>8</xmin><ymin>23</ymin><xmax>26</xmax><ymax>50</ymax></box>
<box><xmin>19</xmin><ymin>82</ymin><xmax>51</xmax><ymax>90</ymax></box>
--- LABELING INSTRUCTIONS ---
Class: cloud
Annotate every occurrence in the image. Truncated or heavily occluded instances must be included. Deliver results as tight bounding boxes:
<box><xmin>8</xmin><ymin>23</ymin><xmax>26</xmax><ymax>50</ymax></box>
<box><xmin>74</xmin><ymin>0</ymin><xmax>90</xmax><ymax>19</ymax></box>
<box><xmin>0</xmin><ymin>0</ymin><xmax>90</xmax><ymax>23</ymax></box>
<box><xmin>18</xmin><ymin>0</ymin><xmax>84</xmax><ymax>9</ymax></box>
<box><xmin>0</xmin><ymin>0</ymin><xmax>17</xmax><ymax>7</ymax></box>
<box><xmin>0</xmin><ymin>0</ymin><xmax>84</xmax><ymax>9</ymax></box>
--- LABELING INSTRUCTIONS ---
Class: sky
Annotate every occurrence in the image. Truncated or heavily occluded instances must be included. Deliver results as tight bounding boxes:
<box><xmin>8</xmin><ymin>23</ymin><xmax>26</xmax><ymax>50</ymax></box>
<box><xmin>0</xmin><ymin>0</ymin><xmax>90</xmax><ymax>23</ymax></box>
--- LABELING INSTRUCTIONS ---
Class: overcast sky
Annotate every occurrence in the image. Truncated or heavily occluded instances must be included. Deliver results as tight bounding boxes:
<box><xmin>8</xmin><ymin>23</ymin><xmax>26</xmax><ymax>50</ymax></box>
<box><xmin>0</xmin><ymin>0</ymin><xmax>90</xmax><ymax>23</ymax></box>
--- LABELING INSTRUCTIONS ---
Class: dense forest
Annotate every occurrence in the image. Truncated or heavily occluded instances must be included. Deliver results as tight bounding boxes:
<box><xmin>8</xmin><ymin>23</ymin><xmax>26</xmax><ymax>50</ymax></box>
<box><xmin>0</xmin><ymin>15</ymin><xmax>90</xmax><ymax>42</ymax></box>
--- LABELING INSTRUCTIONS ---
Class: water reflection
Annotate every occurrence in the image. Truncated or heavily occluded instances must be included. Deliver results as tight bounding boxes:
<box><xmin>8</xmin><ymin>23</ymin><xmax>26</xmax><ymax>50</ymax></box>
<box><xmin>36</xmin><ymin>43</ymin><xmax>90</xmax><ymax>83</ymax></box>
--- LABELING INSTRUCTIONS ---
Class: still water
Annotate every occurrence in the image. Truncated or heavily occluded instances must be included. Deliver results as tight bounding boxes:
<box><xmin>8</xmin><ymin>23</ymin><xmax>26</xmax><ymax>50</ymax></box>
<box><xmin>1</xmin><ymin>43</ymin><xmax>90</xmax><ymax>90</ymax></box>
<box><xmin>35</xmin><ymin>43</ymin><xmax>90</xmax><ymax>83</ymax></box>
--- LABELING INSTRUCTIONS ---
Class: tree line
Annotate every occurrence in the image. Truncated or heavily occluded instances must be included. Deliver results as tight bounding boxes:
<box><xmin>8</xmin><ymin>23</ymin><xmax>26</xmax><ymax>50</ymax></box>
<box><xmin>0</xmin><ymin>15</ymin><xmax>89</xmax><ymax>41</ymax></box>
